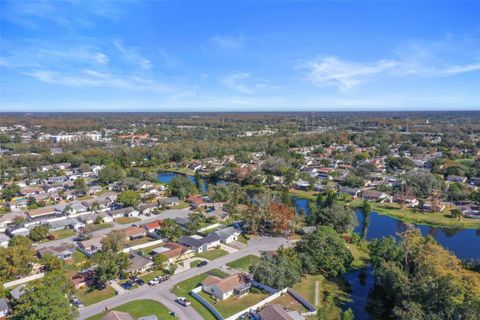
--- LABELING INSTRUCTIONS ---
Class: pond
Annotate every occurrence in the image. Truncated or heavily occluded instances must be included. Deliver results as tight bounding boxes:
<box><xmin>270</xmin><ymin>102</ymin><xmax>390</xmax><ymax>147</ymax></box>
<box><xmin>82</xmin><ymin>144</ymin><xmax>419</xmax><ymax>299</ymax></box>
<box><xmin>292</xmin><ymin>197</ymin><xmax>480</xmax><ymax>319</ymax></box>
<box><xmin>157</xmin><ymin>171</ymin><xmax>227</xmax><ymax>194</ymax></box>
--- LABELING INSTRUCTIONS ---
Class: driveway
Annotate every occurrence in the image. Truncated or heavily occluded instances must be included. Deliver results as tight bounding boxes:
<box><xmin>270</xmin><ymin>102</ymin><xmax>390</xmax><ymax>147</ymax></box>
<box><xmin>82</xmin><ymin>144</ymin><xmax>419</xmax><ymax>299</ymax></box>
<box><xmin>78</xmin><ymin>236</ymin><xmax>289</xmax><ymax>320</ymax></box>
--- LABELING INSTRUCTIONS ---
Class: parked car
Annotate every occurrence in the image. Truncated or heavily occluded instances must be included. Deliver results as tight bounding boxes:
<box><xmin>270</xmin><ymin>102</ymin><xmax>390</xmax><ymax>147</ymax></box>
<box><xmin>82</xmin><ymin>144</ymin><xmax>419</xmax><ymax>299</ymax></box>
<box><xmin>148</xmin><ymin>279</ymin><xmax>159</xmax><ymax>286</ymax></box>
<box><xmin>120</xmin><ymin>282</ymin><xmax>133</xmax><ymax>290</ymax></box>
<box><xmin>70</xmin><ymin>296</ymin><xmax>84</xmax><ymax>308</ymax></box>
<box><xmin>197</xmin><ymin>260</ymin><xmax>208</xmax><ymax>267</ymax></box>
<box><xmin>135</xmin><ymin>278</ymin><xmax>145</xmax><ymax>286</ymax></box>
<box><xmin>175</xmin><ymin>297</ymin><xmax>191</xmax><ymax>307</ymax></box>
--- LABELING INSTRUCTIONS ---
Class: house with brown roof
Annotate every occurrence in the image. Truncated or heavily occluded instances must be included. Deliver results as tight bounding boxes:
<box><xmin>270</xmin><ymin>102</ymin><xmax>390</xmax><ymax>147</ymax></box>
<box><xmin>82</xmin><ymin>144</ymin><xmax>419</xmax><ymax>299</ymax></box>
<box><xmin>37</xmin><ymin>243</ymin><xmax>76</xmax><ymax>260</ymax></box>
<box><xmin>151</xmin><ymin>242</ymin><xmax>194</xmax><ymax>264</ymax></box>
<box><xmin>123</xmin><ymin>226</ymin><xmax>146</xmax><ymax>241</ymax></box>
<box><xmin>78</xmin><ymin>235</ymin><xmax>104</xmax><ymax>255</ymax></box>
<box><xmin>201</xmin><ymin>273</ymin><xmax>251</xmax><ymax>300</ymax></box>
<box><xmin>101</xmin><ymin>311</ymin><xmax>135</xmax><ymax>320</ymax></box>
<box><xmin>142</xmin><ymin>220</ymin><xmax>163</xmax><ymax>233</ymax></box>
<box><xmin>257</xmin><ymin>304</ymin><xmax>294</xmax><ymax>320</ymax></box>
<box><xmin>26</xmin><ymin>206</ymin><xmax>58</xmax><ymax>219</ymax></box>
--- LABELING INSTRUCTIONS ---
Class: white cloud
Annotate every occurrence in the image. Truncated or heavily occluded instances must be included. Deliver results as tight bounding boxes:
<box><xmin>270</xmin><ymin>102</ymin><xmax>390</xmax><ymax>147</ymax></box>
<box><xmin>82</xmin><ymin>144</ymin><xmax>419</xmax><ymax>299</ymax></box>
<box><xmin>222</xmin><ymin>72</ymin><xmax>273</xmax><ymax>94</ymax></box>
<box><xmin>209</xmin><ymin>34</ymin><xmax>244</xmax><ymax>49</ymax></box>
<box><xmin>24</xmin><ymin>69</ymin><xmax>179</xmax><ymax>93</ymax></box>
<box><xmin>114</xmin><ymin>40</ymin><xmax>152</xmax><ymax>70</ymax></box>
<box><xmin>299</xmin><ymin>56</ymin><xmax>397</xmax><ymax>90</ymax></box>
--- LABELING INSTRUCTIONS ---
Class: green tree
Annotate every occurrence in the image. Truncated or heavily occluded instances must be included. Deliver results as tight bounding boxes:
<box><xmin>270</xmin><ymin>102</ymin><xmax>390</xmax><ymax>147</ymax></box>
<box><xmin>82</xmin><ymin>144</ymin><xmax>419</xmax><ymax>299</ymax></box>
<box><xmin>40</xmin><ymin>254</ymin><xmax>65</xmax><ymax>272</ymax></box>
<box><xmin>29</xmin><ymin>224</ymin><xmax>50</xmax><ymax>242</ymax></box>
<box><xmin>309</xmin><ymin>204</ymin><xmax>357</xmax><ymax>233</ymax></box>
<box><xmin>341</xmin><ymin>308</ymin><xmax>355</xmax><ymax>320</ymax></box>
<box><xmin>167</xmin><ymin>176</ymin><xmax>197</xmax><ymax>200</ymax></box>
<box><xmin>1</xmin><ymin>184</ymin><xmax>20</xmax><ymax>201</ymax></box>
<box><xmin>117</xmin><ymin>190</ymin><xmax>140</xmax><ymax>207</ymax></box>
<box><xmin>11</xmin><ymin>271</ymin><xmax>78</xmax><ymax>320</ymax></box>
<box><xmin>73</xmin><ymin>178</ymin><xmax>87</xmax><ymax>194</ymax></box>
<box><xmin>153</xmin><ymin>254</ymin><xmax>168</xmax><ymax>270</ymax></box>
<box><xmin>296</xmin><ymin>226</ymin><xmax>353</xmax><ymax>277</ymax></box>
<box><xmin>0</xmin><ymin>236</ymin><xmax>37</xmax><ymax>281</ymax></box>
<box><xmin>158</xmin><ymin>218</ymin><xmax>183</xmax><ymax>241</ymax></box>
<box><xmin>98</xmin><ymin>165</ymin><xmax>126</xmax><ymax>184</ymax></box>
<box><xmin>250</xmin><ymin>246</ymin><xmax>301</xmax><ymax>289</ymax></box>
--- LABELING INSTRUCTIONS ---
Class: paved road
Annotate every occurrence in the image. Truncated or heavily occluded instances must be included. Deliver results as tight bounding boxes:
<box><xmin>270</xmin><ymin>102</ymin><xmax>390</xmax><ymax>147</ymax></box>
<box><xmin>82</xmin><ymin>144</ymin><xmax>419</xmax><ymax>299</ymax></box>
<box><xmin>34</xmin><ymin>208</ymin><xmax>191</xmax><ymax>249</ymax></box>
<box><xmin>78</xmin><ymin>236</ymin><xmax>289</xmax><ymax>320</ymax></box>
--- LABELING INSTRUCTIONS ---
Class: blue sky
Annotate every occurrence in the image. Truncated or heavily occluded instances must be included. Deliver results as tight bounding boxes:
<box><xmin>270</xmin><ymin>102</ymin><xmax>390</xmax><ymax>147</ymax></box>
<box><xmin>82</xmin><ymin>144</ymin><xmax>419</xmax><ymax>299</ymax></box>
<box><xmin>1</xmin><ymin>1</ymin><xmax>479</xmax><ymax>112</ymax></box>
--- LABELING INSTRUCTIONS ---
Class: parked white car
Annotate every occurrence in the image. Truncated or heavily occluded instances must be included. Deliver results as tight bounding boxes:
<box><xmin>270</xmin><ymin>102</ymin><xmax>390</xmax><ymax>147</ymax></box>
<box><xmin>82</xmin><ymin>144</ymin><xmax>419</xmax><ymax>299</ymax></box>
<box><xmin>175</xmin><ymin>297</ymin><xmax>191</xmax><ymax>307</ymax></box>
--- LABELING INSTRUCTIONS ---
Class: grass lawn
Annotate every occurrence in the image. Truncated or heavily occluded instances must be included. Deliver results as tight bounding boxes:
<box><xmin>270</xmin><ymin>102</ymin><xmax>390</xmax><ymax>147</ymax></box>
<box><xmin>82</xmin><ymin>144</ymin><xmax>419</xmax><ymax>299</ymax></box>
<box><xmin>348</xmin><ymin>244</ymin><xmax>369</xmax><ymax>269</ymax></box>
<box><xmin>48</xmin><ymin>228</ymin><xmax>76</xmax><ymax>240</ymax></box>
<box><xmin>288</xmin><ymin>188</ymin><xmax>319</xmax><ymax>201</ymax></box>
<box><xmin>172</xmin><ymin>269</ymin><xmax>229</xmax><ymax>320</ymax></box>
<box><xmin>272</xmin><ymin>293</ymin><xmax>308</xmax><ymax>313</ymax></box>
<box><xmin>237</xmin><ymin>234</ymin><xmax>250</xmax><ymax>245</ymax></box>
<box><xmin>139</xmin><ymin>269</ymin><xmax>164</xmax><ymax>283</ymax></box>
<box><xmin>292</xmin><ymin>274</ymin><xmax>350</xmax><ymax>320</ymax></box>
<box><xmin>199</xmin><ymin>289</ymin><xmax>268</xmax><ymax>318</ymax></box>
<box><xmin>76</xmin><ymin>286</ymin><xmax>116</xmax><ymax>306</ymax></box>
<box><xmin>196</xmin><ymin>248</ymin><xmax>229</xmax><ymax>261</ymax></box>
<box><xmin>171</xmin><ymin>200</ymin><xmax>190</xmax><ymax>209</ymax></box>
<box><xmin>87</xmin><ymin>223</ymin><xmax>113</xmax><ymax>232</ymax></box>
<box><xmin>190</xmin><ymin>260</ymin><xmax>202</xmax><ymax>268</ymax></box>
<box><xmin>226</xmin><ymin>255</ymin><xmax>260</xmax><ymax>272</ymax></box>
<box><xmin>126</xmin><ymin>236</ymin><xmax>156</xmax><ymax>247</ymax></box>
<box><xmin>86</xmin><ymin>299</ymin><xmax>175</xmax><ymax>320</ymax></box>
<box><xmin>115</xmin><ymin>217</ymin><xmax>141</xmax><ymax>224</ymax></box>
<box><xmin>65</xmin><ymin>250</ymin><xmax>90</xmax><ymax>275</ymax></box>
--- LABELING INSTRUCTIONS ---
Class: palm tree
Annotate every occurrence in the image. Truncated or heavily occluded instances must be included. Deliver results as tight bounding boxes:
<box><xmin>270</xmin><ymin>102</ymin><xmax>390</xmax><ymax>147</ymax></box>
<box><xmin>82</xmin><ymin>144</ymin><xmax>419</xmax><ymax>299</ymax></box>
<box><xmin>64</xmin><ymin>204</ymin><xmax>73</xmax><ymax>216</ymax></box>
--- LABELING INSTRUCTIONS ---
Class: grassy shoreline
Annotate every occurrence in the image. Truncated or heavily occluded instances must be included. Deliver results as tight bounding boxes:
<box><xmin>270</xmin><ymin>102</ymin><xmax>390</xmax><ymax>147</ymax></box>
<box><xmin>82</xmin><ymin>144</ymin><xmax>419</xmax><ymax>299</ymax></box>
<box><xmin>287</xmin><ymin>189</ymin><xmax>480</xmax><ymax>229</ymax></box>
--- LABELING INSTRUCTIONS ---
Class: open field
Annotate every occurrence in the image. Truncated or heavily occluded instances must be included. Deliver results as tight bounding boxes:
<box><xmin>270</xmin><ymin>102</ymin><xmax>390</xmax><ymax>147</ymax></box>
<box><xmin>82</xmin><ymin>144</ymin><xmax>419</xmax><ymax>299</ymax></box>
<box><xmin>86</xmin><ymin>299</ymin><xmax>175</xmax><ymax>320</ymax></box>
<box><xmin>77</xmin><ymin>286</ymin><xmax>116</xmax><ymax>306</ymax></box>
<box><xmin>196</xmin><ymin>248</ymin><xmax>229</xmax><ymax>261</ymax></box>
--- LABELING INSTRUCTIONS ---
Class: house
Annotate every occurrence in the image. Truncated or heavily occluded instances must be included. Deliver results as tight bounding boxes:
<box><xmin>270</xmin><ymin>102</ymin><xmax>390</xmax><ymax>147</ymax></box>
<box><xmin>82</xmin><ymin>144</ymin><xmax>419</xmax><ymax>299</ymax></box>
<box><xmin>393</xmin><ymin>195</ymin><xmax>419</xmax><ymax>207</ymax></box>
<box><xmin>137</xmin><ymin>180</ymin><xmax>154</xmax><ymax>190</ymax></box>
<box><xmin>78</xmin><ymin>235</ymin><xmax>104</xmax><ymax>255</ymax></box>
<box><xmin>49</xmin><ymin>218</ymin><xmax>85</xmax><ymax>232</ymax></box>
<box><xmin>27</xmin><ymin>206</ymin><xmax>58</xmax><ymax>220</ymax></box>
<box><xmin>159</xmin><ymin>197</ymin><xmax>179</xmax><ymax>208</ymax></box>
<box><xmin>136</xmin><ymin>202</ymin><xmax>157</xmax><ymax>215</ymax></box>
<box><xmin>20</xmin><ymin>186</ymin><xmax>44</xmax><ymax>196</ymax></box>
<box><xmin>151</xmin><ymin>242</ymin><xmax>194</xmax><ymax>264</ymax></box>
<box><xmin>88</xmin><ymin>185</ymin><xmax>103</xmax><ymax>195</ymax></box>
<box><xmin>178</xmin><ymin>234</ymin><xmax>221</xmax><ymax>253</ymax></box>
<box><xmin>422</xmin><ymin>201</ymin><xmax>447</xmax><ymax>213</ymax></box>
<box><xmin>109</xmin><ymin>207</ymin><xmax>139</xmax><ymax>219</ymax></box>
<box><xmin>71</xmin><ymin>271</ymin><xmax>94</xmax><ymax>290</ymax></box>
<box><xmin>0</xmin><ymin>298</ymin><xmax>10</xmax><ymax>318</ymax></box>
<box><xmin>8</xmin><ymin>198</ymin><xmax>28</xmax><ymax>209</ymax></box>
<box><xmin>38</xmin><ymin>243</ymin><xmax>76</xmax><ymax>260</ymax></box>
<box><xmin>9</xmin><ymin>284</ymin><xmax>26</xmax><ymax>300</ymax></box>
<box><xmin>123</xmin><ymin>226</ymin><xmax>147</xmax><ymax>241</ymax></box>
<box><xmin>0</xmin><ymin>234</ymin><xmax>10</xmax><ymax>248</ymax></box>
<box><xmin>447</xmin><ymin>175</ymin><xmax>467</xmax><ymax>183</ymax></box>
<box><xmin>213</xmin><ymin>226</ymin><xmax>241</xmax><ymax>244</ymax></box>
<box><xmin>338</xmin><ymin>186</ymin><xmax>360</xmax><ymax>197</ymax></box>
<box><xmin>54</xmin><ymin>201</ymin><xmax>88</xmax><ymax>215</ymax></box>
<box><xmin>142</xmin><ymin>220</ymin><xmax>163</xmax><ymax>233</ymax></box>
<box><xmin>361</xmin><ymin>190</ymin><xmax>389</xmax><ymax>202</ymax></box>
<box><xmin>102</xmin><ymin>311</ymin><xmax>135</xmax><ymax>320</ymax></box>
<box><xmin>124</xmin><ymin>251</ymin><xmax>154</xmax><ymax>274</ymax></box>
<box><xmin>7</xmin><ymin>227</ymin><xmax>29</xmax><ymax>237</ymax></box>
<box><xmin>188</xmin><ymin>162</ymin><xmax>203</xmax><ymax>171</ymax></box>
<box><xmin>201</xmin><ymin>273</ymin><xmax>251</xmax><ymax>300</ymax></box>
<box><xmin>295</xmin><ymin>180</ymin><xmax>311</xmax><ymax>190</ymax></box>
<box><xmin>0</xmin><ymin>212</ymin><xmax>25</xmax><ymax>231</ymax></box>
<box><xmin>186</xmin><ymin>195</ymin><xmax>206</xmax><ymax>209</ymax></box>
<box><xmin>257</xmin><ymin>304</ymin><xmax>294</xmax><ymax>320</ymax></box>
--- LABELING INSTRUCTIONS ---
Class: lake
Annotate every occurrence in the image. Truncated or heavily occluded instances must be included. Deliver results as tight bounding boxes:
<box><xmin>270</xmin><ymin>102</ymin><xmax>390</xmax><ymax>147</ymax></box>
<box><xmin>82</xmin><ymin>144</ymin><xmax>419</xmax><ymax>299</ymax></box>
<box><xmin>157</xmin><ymin>171</ymin><xmax>227</xmax><ymax>194</ymax></box>
<box><xmin>292</xmin><ymin>198</ymin><xmax>480</xmax><ymax>319</ymax></box>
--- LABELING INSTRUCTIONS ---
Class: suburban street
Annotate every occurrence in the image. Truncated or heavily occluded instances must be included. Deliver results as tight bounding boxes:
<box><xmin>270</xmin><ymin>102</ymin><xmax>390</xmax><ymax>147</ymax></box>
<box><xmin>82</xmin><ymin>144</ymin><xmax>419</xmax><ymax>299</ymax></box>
<box><xmin>78</xmin><ymin>236</ymin><xmax>290</xmax><ymax>320</ymax></box>
<box><xmin>34</xmin><ymin>208</ymin><xmax>191</xmax><ymax>249</ymax></box>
